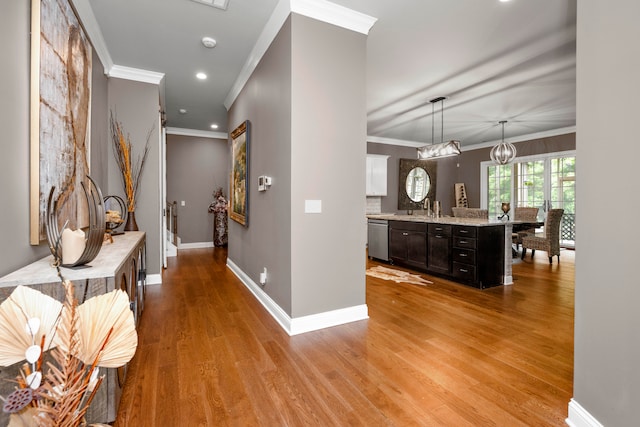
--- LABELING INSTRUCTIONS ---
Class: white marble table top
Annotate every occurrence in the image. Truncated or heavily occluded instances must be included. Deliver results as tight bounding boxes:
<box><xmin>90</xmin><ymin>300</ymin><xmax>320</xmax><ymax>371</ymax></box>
<box><xmin>0</xmin><ymin>232</ymin><xmax>145</xmax><ymax>288</ymax></box>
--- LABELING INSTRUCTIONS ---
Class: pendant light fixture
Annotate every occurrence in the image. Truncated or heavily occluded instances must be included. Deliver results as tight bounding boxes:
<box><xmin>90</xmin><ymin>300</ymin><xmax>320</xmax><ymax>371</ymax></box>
<box><xmin>490</xmin><ymin>120</ymin><xmax>517</xmax><ymax>165</ymax></box>
<box><xmin>417</xmin><ymin>97</ymin><xmax>461</xmax><ymax>160</ymax></box>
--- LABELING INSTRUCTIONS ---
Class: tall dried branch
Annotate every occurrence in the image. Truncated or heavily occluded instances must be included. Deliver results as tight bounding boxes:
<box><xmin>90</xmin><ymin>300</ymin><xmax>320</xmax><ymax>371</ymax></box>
<box><xmin>109</xmin><ymin>112</ymin><xmax>152</xmax><ymax>212</ymax></box>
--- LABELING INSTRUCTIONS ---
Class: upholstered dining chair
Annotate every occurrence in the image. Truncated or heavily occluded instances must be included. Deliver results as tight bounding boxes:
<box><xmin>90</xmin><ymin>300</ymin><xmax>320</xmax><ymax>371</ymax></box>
<box><xmin>521</xmin><ymin>209</ymin><xmax>564</xmax><ymax>263</ymax></box>
<box><xmin>512</xmin><ymin>207</ymin><xmax>540</xmax><ymax>251</ymax></box>
<box><xmin>451</xmin><ymin>207</ymin><xmax>489</xmax><ymax>219</ymax></box>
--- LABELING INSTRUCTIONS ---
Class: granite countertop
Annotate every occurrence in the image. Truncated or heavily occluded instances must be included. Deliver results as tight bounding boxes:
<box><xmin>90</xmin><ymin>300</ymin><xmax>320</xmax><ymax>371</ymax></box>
<box><xmin>367</xmin><ymin>213</ymin><xmax>509</xmax><ymax>227</ymax></box>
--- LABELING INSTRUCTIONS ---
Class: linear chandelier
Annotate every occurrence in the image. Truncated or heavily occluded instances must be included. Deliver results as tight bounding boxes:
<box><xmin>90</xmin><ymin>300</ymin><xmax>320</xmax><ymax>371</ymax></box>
<box><xmin>417</xmin><ymin>97</ymin><xmax>461</xmax><ymax>160</ymax></box>
<box><xmin>490</xmin><ymin>120</ymin><xmax>517</xmax><ymax>165</ymax></box>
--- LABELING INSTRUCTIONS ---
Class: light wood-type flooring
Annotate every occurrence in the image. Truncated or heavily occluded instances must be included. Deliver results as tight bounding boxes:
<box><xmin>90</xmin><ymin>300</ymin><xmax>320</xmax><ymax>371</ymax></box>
<box><xmin>115</xmin><ymin>247</ymin><xmax>574</xmax><ymax>426</ymax></box>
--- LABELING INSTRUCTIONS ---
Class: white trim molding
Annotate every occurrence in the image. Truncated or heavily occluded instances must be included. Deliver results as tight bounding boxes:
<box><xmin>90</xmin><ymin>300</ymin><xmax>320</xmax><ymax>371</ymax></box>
<box><xmin>108</xmin><ymin>65</ymin><xmax>165</xmax><ymax>85</ymax></box>
<box><xmin>290</xmin><ymin>0</ymin><xmax>377</xmax><ymax>35</ymax></box>
<box><xmin>146</xmin><ymin>273</ymin><xmax>162</xmax><ymax>286</ymax></box>
<box><xmin>289</xmin><ymin>304</ymin><xmax>369</xmax><ymax>335</ymax></box>
<box><xmin>227</xmin><ymin>258</ymin><xmax>369</xmax><ymax>336</ymax></box>
<box><xmin>166</xmin><ymin>127</ymin><xmax>228</xmax><ymax>140</ymax></box>
<box><xmin>566</xmin><ymin>399</ymin><xmax>604</xmax><ymax>427</ymax></box>
<box><xmin>178</xmin><ymin>241</ymin><xmax>214</xmax><ymax>250</ymax></box>
<box><xmin>224</xmin><ymin>0</ymin><xmax>377</xmax><ymax>110</ymax></box>
<box><xmin>368</xmin><ymin>126</ymin><xmax>576</xmax><ymax>151</ymax></box>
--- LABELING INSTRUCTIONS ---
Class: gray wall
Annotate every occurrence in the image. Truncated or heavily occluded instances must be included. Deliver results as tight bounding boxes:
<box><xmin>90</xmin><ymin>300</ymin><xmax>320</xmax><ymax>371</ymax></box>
<box><xmin>107</xmin><ymin>79</ymin><xmax>162</xmax><ymax>276</ymax></box>
<box><xmin>573</xmin><ymin>1</ymin><xmax>639</xmax><ymax>425</ymax></box>
<box><xmin>166</xmin><ymin>134</ymin><xmax>228</xmax><ymax>244</ymax></box>
<box><xmin>227</xmin><ymin>14</ymin><xmax>367</xmax><ymax>318</ymax></box>
<box><xmin>0</xmin><ymin>3</ymin><xmax>109</xmax><ymax>277</ymax></box>
<box><xmin>289</xmin><ymin>15</ymin><xmax>367</xmax><ymax>317</ymax></box>
<box><xmin>228</xmin><ymin>17</ymin><xmax>293</xmax><ymax>314</ymax></box>
<box><xmin>369</xmin><ymin>133</ymin><xmax>576</xmax><ymax>217</ymax></box>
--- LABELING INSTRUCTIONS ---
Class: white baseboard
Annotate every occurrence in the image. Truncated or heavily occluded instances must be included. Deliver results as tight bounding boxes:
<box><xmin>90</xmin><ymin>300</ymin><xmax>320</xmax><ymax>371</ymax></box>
<box><xmin>566</xmin><ymin>399</ymin><xmax>603</xmax><ymax>427</ymax></box>
<box><xmin>178</xmin><ymin>241</ymin><xmax>214</xmax><ymax>249</ymax></box>
<box><xmin>166</xmin><ymin>242</ymin><xmax>177</xmax><ymax>257</ymax></box>
<box><xmin>226</xmin><ymin>258</ymin><xmax>369</xmax><ymax>336</ymax></box>
<box><xmin>146</xmin><ymin>273</ymin><xmax>162</xmax><ymax>286</ymax></box>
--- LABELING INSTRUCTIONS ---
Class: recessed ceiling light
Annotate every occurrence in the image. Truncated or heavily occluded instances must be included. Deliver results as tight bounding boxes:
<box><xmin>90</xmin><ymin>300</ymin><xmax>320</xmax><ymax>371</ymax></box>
<box><xmin>179</xmin><ymin>108</ymin><xmax>187</xmax><ymax>114</ymax></box>
<box><xmin>499</xmin><ymin>0</ymin><xmax>511</xmax><ymax>2</ymax></box>
<box><xmin>210</xmin><ymin>124</ymin><xmax>219</xmax><ymax>129</ymax></box>
<box><xmin>196</xmin><ymin>72</ymin><xmax>207</xmax><ymax>80</ymax></box>
<box><xmin>202</xmin><ymin>37</ymin><xmax>217</xmax><ymax>49</ymax></box>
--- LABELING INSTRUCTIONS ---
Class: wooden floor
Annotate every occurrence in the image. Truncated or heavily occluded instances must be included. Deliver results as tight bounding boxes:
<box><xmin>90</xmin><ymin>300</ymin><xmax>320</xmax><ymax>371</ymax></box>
<box><xmin>115</xmin><ymin>248</ymin><xmax>574</xmax><ymax>426</ymax></box>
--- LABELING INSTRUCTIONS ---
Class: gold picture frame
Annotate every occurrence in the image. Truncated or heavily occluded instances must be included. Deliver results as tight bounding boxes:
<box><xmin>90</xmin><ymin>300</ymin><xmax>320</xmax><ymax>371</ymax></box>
<box><xmin>30</xmin><ymin>0</ymin><xmax>92</xmax><ymax>244</ymax></box>
<box><xmin>230</xmin><ymin>121</ymin><xmax>249</xmax><ymax>226</ymax></box>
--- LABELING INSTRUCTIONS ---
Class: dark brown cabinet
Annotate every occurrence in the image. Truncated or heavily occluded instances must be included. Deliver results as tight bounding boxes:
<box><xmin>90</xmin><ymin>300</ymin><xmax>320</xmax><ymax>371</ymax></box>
<box><xmin>389</xmin><ymin>221</ymin><xmax>427</xmax><ymax>270</ymax></box>
<box><xmin>427</xmin><ymin>224</ymin><xmax>451</xmax><ymax>274</ymax></box>
<box><xmin>451</xmin><ymin>225</ymin><xmax>504</xmax><ymax>289</ymax></box>
<box><xmin>385</xmin><ymin>219</ymin><xmax>505</xmax><ymax>289</ymax></box>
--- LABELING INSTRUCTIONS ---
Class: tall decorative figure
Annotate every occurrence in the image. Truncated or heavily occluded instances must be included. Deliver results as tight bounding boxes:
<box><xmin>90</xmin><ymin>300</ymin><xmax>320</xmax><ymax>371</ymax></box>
<box><xmin>209</xmin><ymin>187</ymin><xmax>228</xmax><ymax>247</ymax></box>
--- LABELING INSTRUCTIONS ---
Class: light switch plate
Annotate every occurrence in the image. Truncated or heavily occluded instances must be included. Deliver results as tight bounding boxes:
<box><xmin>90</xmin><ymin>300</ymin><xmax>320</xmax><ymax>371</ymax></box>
<box><xmin>304</xmin><ymin>200</ymin><xmax>322</xmax><ymax>213</ymax></box>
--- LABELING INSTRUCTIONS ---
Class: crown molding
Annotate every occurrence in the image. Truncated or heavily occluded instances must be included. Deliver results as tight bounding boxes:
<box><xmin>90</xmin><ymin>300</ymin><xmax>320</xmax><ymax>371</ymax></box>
<box><xmin>291</xmin><ymin>0</ymin><xmax>377</xmax><ymax>35</ymax></box>
<box><xmin>108</xmin><ymin>65</ymin><xmax>165</xmax><ymax>85</ymax></box>
<box><xmin>70</xmin><ymin>0</ymin><xmax>113</xmax><ymax>72</ymax></box>
<box><xmin>461</xmin><ymin>126</ymin><xmax>576</xmax><ymax>152</ymax></box>
<box><xmin>367</xmin><ymin>136</ymin><xmax>424</xmax><ymax>148</ymax></box>
<box><xmin>367</xmin><ymin>126</ymin><xmax>577</xmax><ymax>151</ymax></box>
<box><xmin>166</xmin><ymin>127</ymin><xmax>228</xmax><ymax>140</ymax></box>
<box><xmin>224</xmin><ymin>0</ymin><xmax>291</xmax><ymax>110</ymax></box>
<box><xmin>224</xmin><ymin>0</ymin><xmax>377</xmax><ymax>110</ymax></box>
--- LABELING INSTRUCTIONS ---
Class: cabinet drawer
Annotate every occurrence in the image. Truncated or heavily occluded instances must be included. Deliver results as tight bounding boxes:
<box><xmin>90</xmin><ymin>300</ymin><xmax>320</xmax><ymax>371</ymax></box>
<box><xmin>453</xmin><ymin>226</ymin><xmax>477</xmax><ymax>238</ymax></box>
<box><xmin>452</xmin><ymin>262</ymin><xmax>476</xmax><ymax>281</ymax></box>
<box><xmin>453</xmin><ymin>236</ymin><xmax>477</xmax><ymax>249</ymax></box>
<box><xmin>453</xmin><ymin>248</ymin><xmax>476</xmax><ymax>264</ymax></box>
<box><xmin>389</xmin><ymin>221</ymin><xmax>427</xmax><ymax>232</ymax></box>
<box><xmin>428</xmin><ymin>224</ymin><xmax>451</xmax><ymax>235</ymax></box>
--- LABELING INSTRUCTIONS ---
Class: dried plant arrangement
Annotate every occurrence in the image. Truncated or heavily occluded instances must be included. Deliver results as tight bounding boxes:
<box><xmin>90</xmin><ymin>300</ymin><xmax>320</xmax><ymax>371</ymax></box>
<box><xmin>109</xmin><ymin>113</ymin><xmax>152</xmax><ymax>213</ymax></box>
<box><xmin>0</xmin><ymin>263</ymin><xmax>137</xmax><ymax>426</ymax></box>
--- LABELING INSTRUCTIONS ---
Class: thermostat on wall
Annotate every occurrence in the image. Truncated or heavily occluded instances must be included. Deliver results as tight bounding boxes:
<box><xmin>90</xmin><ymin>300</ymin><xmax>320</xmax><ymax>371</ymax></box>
<box><xmin>258</xmin><ymin>175</ymin><xmax>272</xmax><ymax>192</ymax></box>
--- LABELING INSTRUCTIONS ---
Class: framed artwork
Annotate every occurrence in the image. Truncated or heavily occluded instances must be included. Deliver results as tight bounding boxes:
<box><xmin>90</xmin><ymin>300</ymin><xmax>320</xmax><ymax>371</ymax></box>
<box><xmin>230</xmin><ymin>121</ymin><xmax>249</xmax><ymax>226</ymax></box>
<box><xmin>30</xmin><ymin>0</ymin><xmax>93</xmax><ymax>244</ymax></box>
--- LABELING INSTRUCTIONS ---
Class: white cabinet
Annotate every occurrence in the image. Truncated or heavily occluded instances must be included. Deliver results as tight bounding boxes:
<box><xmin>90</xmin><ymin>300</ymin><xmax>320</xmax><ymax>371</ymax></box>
<box><xmin>366</xmin><ymin>154</ymin><xmax>389</xmax><ymax>196</ymax></box>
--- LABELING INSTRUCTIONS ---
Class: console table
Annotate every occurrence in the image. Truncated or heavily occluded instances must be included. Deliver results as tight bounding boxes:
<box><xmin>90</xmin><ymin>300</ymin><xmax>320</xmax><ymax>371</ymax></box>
<box><xmin>0</xmin><ymin>231</ymin><xmax>146</xmax><ymax>425</ymax></box>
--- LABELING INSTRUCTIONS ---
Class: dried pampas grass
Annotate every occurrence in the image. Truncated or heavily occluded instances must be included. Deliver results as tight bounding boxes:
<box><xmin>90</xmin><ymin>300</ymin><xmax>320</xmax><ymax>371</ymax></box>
<box><xmin>74</xmin><ymin>289</ymin><xmax>137</xmax><ymax>368</ymax></box>
<box><xmin>0</xmin><ymin>286</ymin><xmax>62</xmax><ymax>367</ymax></box>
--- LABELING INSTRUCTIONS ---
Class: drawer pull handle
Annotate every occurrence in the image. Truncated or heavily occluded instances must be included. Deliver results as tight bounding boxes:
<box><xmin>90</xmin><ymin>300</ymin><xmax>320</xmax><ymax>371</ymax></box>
<box><xmin>435</xmin><ymin>227</ymin><xmax>443</xmax><ymax>231</ymax></box>
<box><xmin>460</xmin><ymin>240</ymin><xmax>468</xmax><ymax>244</ymax></box>
<box><xmin>435</xmin><ymin>235</ymin><xmax>444</xmax><ymax>238</ymax></box>
<box><xmin>402</xmin><ymin>232</ymin><xmax>409</xmax><ymax>236</ymax></box>
<box><xmin>460</xmin><ymin>253</ymin><xmax>467</xmax><ymax>257</ymax></box>
<box><xmin>460</xmin><ymin>230</ymin><xmax>469</xmax><ymax>234</ymax></box>
<box><xmin>459</xmin><ymin>268</ymin><xmax>468</xmax><ymax>273</ymax></box>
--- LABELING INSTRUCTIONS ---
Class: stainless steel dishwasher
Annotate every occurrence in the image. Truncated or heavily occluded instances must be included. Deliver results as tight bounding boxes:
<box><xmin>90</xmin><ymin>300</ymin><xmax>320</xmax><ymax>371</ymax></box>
<box><xmin>367</xmin><ymin>219</ymin><xmax>389</xmax><ymax>261</ymax></box>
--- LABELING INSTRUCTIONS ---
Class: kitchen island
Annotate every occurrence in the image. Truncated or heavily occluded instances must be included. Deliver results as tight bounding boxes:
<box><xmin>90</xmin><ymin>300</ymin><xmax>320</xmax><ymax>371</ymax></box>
<box><xmin>367</xmin><ymin>214</ymin><xmax>515</xmax><ymax>288</ymax></box>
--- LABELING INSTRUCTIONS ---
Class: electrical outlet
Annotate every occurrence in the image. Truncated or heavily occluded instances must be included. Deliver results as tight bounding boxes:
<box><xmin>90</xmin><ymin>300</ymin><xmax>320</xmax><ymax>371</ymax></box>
<box><xmin>181</xmin><ymin>201</ymin><xmax>186</xmax><ymax>206</ymax></box>
<box><xmin>259</xmin><ymin>268</ymin><xmax>267</xmax><ymax>285</ymax></box>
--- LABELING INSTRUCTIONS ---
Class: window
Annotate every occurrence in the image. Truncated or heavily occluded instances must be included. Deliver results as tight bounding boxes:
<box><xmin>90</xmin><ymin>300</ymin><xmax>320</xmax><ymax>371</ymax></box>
<box><xmin>481</xmin><ymin>150</ymin><xmax>576</xmax><ymax>246</ymax></box>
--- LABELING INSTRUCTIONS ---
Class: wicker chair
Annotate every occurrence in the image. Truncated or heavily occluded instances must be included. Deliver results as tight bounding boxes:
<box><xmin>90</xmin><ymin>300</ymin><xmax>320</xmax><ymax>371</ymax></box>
<box><xmin>521</xmin><ymin>209</ymin><xmax>564</xmax><ymax>263</ymax></box>
<box><xmin>512</xmin><ymin>207</ymin><xmax>539</xmax><ymax>251</ymax></box>
<box><xmin>451</xmin><ymin>207</ymin><xmax>489</xmax><ymax>219</ymax></box>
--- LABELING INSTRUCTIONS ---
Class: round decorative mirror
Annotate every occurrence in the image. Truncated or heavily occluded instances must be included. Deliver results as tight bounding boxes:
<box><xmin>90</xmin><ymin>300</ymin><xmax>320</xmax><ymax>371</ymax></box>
<box><xmin>405</xmin><ymin>167</ymin><xmax>431</xmax><ymax>202</ymax></box>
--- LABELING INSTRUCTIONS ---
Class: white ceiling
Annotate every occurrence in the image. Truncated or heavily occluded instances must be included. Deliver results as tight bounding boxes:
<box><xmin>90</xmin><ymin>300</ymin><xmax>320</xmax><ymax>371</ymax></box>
<box><xmin>86</xmin><ymin>0</ymin><xmax>576</xmax><ymax>148</ymax></box>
